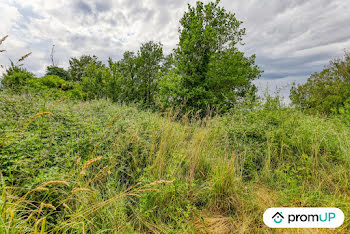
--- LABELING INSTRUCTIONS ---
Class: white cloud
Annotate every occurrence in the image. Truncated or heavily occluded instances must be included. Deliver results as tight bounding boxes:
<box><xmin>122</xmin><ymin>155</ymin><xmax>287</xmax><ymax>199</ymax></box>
<box><xmin>1</xmin><ymin>0</ymin><xmax>350</xmax><ymax>97</ymax></box>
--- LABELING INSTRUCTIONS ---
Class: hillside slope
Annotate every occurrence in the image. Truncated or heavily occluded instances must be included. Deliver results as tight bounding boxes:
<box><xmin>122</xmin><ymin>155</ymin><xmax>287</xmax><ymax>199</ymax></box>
<box><xmin>1</xmin><ymin>92</ymin><xmax>349</xmax><ymax>233</ymax></box>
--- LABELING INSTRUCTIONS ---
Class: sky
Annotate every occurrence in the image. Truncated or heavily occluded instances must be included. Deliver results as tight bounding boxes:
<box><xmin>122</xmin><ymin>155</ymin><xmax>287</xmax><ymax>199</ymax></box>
<box><xmin>1</xmin><ymin>0</ymin><xmax>350</xmax><ymax>100</ymax></box>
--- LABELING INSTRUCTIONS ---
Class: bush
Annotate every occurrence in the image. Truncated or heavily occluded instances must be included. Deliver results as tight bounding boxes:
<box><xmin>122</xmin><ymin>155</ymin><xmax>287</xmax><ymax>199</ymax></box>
<box><xmin>46</xmin><ymin>66</ymin><xmax>71</xmax><ymax>81</ymax></box>
<box><xmin>1</xmin><ymin>69</ymin><xmax>35</xmax><ymax>92</ymax></box>
<box><xmin>27</xmin><ymin>75</ymin><xmax>71</xmax><ymax>90</ymax></box>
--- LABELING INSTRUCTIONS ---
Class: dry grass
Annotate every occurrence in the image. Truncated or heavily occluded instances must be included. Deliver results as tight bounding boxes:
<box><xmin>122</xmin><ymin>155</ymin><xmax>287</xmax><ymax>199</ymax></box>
<box><xmin>17</xmin><ymin>52</ymin><xmax>32</xmax><ymax>62</ymax></box>
<box><xmin>0</xmin><ymin>35</ymin><xmax>32</xmax><ymax>70</ymax></box>
<box><xmin>0</xmin><ymin>35</ymin><xmax>8</xmax><ymax>68</ymax></box>
<box><xmin>0</xmin><ymin>35</ymin><xmax>8</xmax><ymax>46</ymax></box>
<box><xmin>194</xmin><ymin>215</ymin><xmax>236</xmax><ymax>234</ymax></box>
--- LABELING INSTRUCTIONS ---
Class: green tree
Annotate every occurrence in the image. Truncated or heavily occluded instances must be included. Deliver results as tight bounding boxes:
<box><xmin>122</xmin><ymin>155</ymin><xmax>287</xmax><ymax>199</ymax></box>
<box><xmin>46</xmin><ymin>66</ymin><xmax>71</xmax><ymax>81</ymax></box>
<box><xmin>137</xmin><ymin>41</ymin><xmax>164</xmax><ymax>106</ymax></box>
<box><xmin>113</xmin><ymin>43</ymin><xmax>164</xmax><ymax>105</ymax></box>
<box><xmin>205</xmin><ymin>49</ymin><xmax>261</xmax><ymax>111</ymax></box>
<box><xmin>68</xmin><ymin>55</ymin><xmax>102</xmax><ymax>81</ymax></box>
<box><xmin>163</xmin><ymin>0</ymin><xmax>261</xmax><ymax>113</ymax></box>
<box><xmin>117</xmin><ymin>51</ymin><xmax>139</xmax><ymax>102</ymax></box>
<box><xmin>290</xmin><ymin>51</ymin><xmax>350</xmax><ymax>114</ymax></box>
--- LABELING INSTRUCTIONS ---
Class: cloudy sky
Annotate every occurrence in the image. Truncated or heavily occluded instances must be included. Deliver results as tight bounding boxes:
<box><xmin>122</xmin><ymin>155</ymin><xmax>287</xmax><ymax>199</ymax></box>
<box><xmin>1</xmin><ymin>0</ymin><xmax>350</xmax><ymax>99</ymax></box>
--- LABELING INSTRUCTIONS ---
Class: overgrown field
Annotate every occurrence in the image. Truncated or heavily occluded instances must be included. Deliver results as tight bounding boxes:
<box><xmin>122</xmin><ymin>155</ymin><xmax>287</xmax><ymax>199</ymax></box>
<box><xmin>1</xmin><ymin>91</ymin><xmax>349</xmax><ymax>233</ymax></box>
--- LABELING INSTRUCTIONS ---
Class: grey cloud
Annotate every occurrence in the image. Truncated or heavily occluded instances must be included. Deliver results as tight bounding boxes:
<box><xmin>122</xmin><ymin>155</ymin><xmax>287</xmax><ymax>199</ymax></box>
<box><xmin>121</xmin><ymin>0</ymin><xmax>156</xmax><ymax>22</ymax></box>
<box><xmin>131</xmin><ymin>6</ymin><xmax>155</xmax><ymax>22</ymax></box>
<box><xmin>154</xmin><ymin>0</ymin><xmax>184</xmax><ymax>8</ymax></box>
<box><xmin>16</xmin><ymin>5</ymin><xmax>43</xmax><ymax>20</ymax></box>
<box><xmin>108</xmin><ymin>11</ymin><xmax>128</xmax><ymax>26</ymax></box>
<box><xmin>156</xmin><ymin>10</ymin><xmax>171</xmax><ymax>26</ymax></box>
<box><xmin>75</xmin><ymin>1</ymin><xmax>92</xmax><ymax>14</ymax></box>
<box><xmin>95</xmin><ymin>0</ymin><xmax>112</xmax><ymax>12</ymax></box>
<box><xmin>70</xmin><ymin>35</ymin><xmax>89</xmax><ymax>49</ymax></box>
<box><xmin>1</xmin><ymin>0</ymin><xmax>350</xmax><ymax>99</ymax></box>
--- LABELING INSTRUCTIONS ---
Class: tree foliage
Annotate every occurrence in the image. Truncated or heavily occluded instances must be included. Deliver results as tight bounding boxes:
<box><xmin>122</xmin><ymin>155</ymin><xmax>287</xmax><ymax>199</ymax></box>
<box><xmin>163</xmin><ymin>0</ymin><xmax>261</xmax><ymax>113</ymax></box>
<box><xmin>68</xmin><ymin>55</ymin><xmax>102</xmax><ymax>81</ymax></box>
<box><xmin>290</xmin><ymin>51</ymin><xmax>350</xmax><ymax>114</ymax></box>
<box><xmin>80</xmin><ymin>42</ymin><xmax>164</xmax><ymax>106</ymax></box>
<box><xmin>204</xmin><ymin>49</ymin><xmax>261</xmax><ymax>111</ymax></box>
<box><xmin>136</xmin><ymin>41</ymin><xmax>164</xmax><ymax>106</ymax></box>
<box><xmin>27</xmin><ymin>75</ymin><xmax>71</xmax><ymax>91</ymax></box>
<box><xmin>46</xmin><ymin>66</ymin><xmax>71</xmax><ymax>81</ymax></box>
<box><xmin>81</xmin><ymin>60</ymin><xmax>119</xmax><ymax>101</ymax></box>
<box><xmin>115</xmin><ymin>51</ymin><xmax>138</xmax><ymax>102</ymax></box>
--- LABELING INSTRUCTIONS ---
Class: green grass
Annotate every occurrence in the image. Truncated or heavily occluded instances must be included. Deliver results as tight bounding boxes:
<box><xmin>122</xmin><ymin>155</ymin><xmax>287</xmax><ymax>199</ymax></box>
<box><xmin>0</xmin><ymin>91</ymin><xmax>349</xmax><ymax>233</ymax></box>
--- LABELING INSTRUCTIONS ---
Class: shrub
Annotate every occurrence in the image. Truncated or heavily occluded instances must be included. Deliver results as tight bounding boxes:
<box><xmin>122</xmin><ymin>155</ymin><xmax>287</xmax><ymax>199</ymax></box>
<box><xmin>27</xmin><ymin>75</ymin><xmax>71</xmax><ymax>90</ymax></box>
<box><xmin>1</xmin><ymin>69</ymin><xmax>35</xmax><ymax>91</ymax></box>
<box><xmin>46</xmin><ymin>66</ymin><xmax>71</xmax><ymax>81</ymax></box>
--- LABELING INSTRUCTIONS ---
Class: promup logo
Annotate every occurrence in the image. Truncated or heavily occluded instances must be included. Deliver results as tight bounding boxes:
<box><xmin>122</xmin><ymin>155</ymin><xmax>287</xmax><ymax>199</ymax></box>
<box><xmin>264</xmin><ymin>208</ymin><xmax>344</xmax><ymax>228</ymax></box>
<box><xmin>272</xmin><ymin>212</ymin><xmax>284</xmax><ymax>223</ymax></box>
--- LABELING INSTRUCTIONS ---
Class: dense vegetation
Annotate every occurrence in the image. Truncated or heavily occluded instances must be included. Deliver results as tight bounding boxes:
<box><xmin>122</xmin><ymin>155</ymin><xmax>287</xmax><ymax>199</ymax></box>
<box><xmin>1</xmin><ymin>93</ymin><xmax>349</xmax><ymax>232</ymax></box>
<box><xmin>0</xmin><ymin>1</ymin><xmax>262</xmax><ymax>115</ymax></box>
<box><xmin>290</xmin><ymin>51</ymin><xmax>350</xmax><ymax>115</ymax></box>
<box><xmin>1</xmin><ymin>0</ymin><xmax>349</xmax><ymax>233</ymax></box>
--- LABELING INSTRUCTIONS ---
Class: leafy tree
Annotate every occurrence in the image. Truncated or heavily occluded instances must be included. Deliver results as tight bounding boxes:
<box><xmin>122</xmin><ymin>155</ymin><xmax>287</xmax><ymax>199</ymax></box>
<box><xmin>46</xmin><ymin>66</ymin><xmax>71</xmax><ymax>81</ymax></box>
<box><xmin>290</xmin><ymin>51</ymin><xmax>350</xmax><ymax>114</ymax></box>
<box><xmin>163</xmin><ymin>0</ymin><xmax>261</xmax><ymax>113</ymax></box>
<box><xmin>205</xmin><ymin>49</ymin><xmax>261</xmax><ymax>111</ymax></box>
<box><xmin>117</xmin><ymin>51</ymin><xmax>139</xmax><ymax>102</ymax></box>
<box><xmin>112</xmin><ymin>42</ymin><xmax>164</xmax><ymax>105</ymax></box>
<box><xmin>81</xmin><ymin>60</ymin><xmax>120</xmax><ymax>101</ymax></box>
<box><xmin>162</xmin><ymin>54</ymin><xmax>175</xmax><ymax>73</ymax></box>
<box><xmin>68</xmin><ymin>55</ymin><xmax>102</xmax><ymax>81</ymax></box>
<box><xmin>137</xmin><ymin>41</ymin><xmax>164</xmax><ymax>106</ymax></box>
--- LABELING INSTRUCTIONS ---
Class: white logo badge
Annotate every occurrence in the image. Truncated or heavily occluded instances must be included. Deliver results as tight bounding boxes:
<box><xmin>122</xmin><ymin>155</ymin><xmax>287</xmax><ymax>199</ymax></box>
<box><xmin>263</xmin><ymin>208</ymin><xmax>344</xmax><ymax>228</ymax></box>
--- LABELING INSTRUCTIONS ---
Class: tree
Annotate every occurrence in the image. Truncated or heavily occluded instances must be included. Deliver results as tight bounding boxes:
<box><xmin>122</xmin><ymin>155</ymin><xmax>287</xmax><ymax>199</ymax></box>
<box><xmin>290</xmin><ymin>51</ymin><xmax>350</xmax><ymax>114</ymax></box>
<box><xmin>68</xmin><ymin>55</ymin><xmax>102</xmax><ymax>81</ymax></box>
<box><xmin>113</xmin><ymin>42</ymin><xmax>164</xmax><ymax>105</ymax></box>
<box><xmin>164</xmin><ymin>0</ymin><xmax>261</xmax><ymax>113</ymax></box>
<box><xmin>137</xmin><ymin>41</ymin><xmax>164</xmax><ymax>106</ymax></box>
<box><xmin>117</xmin><ymin>51</ymin><xmax>139</xmax><ymax>102</ymax></box>
<box><xmin>46</xmin><ymin>66</ymin><xmax>71</xmax><ymax>81</ymax></box>
<box><xmin>205</xmin><ymin>49</ymin><xmax>261</xmax><ymax>111</ymax></box>
<box><xmin>81</xmin><ymin>60</ymin><xmax>116</xmax><ymax>100</ymax></box>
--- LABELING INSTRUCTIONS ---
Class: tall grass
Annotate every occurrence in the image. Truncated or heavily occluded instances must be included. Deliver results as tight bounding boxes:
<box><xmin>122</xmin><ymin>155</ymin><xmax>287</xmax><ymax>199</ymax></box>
<box><xmin>0</xmin><ymin>92</ymin><xmax>349</xmax><ymax>233</ymax></box>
